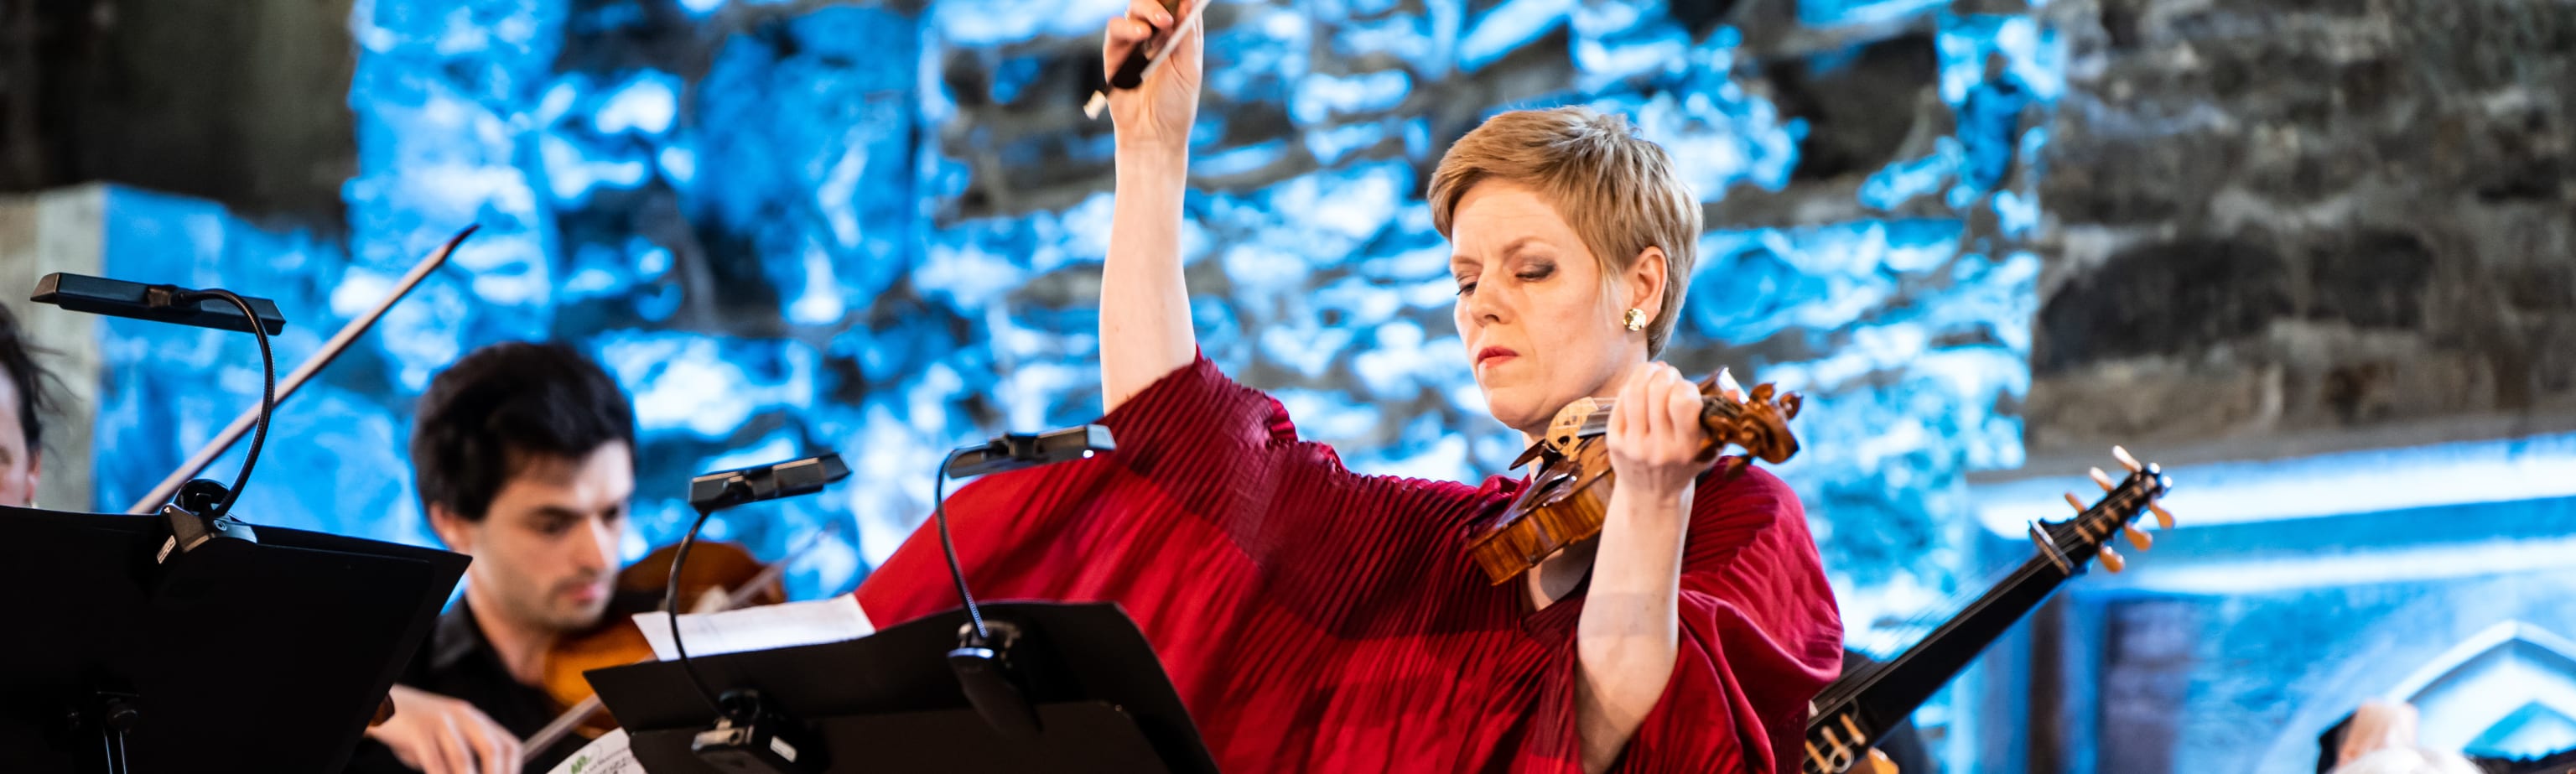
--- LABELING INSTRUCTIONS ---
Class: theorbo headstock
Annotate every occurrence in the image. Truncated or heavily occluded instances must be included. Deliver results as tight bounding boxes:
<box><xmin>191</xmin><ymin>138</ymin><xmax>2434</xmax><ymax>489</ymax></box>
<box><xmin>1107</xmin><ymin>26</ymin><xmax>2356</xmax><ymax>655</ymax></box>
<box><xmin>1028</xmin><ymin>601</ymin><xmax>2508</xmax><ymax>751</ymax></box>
<box><xmin>2030</xmin><ymin>445</ymin><xmax>2176</xmax><ymax>575</ymax></box>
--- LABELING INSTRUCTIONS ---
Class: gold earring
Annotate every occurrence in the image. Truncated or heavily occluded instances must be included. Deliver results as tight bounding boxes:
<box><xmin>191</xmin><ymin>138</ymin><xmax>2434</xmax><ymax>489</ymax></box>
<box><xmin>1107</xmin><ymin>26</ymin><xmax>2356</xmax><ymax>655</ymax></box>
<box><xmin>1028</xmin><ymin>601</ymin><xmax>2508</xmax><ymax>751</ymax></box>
<box><xmin>1623</xmin><ymin>309</ymin><xmax>1647</xmax><ymax>331</ymax></box>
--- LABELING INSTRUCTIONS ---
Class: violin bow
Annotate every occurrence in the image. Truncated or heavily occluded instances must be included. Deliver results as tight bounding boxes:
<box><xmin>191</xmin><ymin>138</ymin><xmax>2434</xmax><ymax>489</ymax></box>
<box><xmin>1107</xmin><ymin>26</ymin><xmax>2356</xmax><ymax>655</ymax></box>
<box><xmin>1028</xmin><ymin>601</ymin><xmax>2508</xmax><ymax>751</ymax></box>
<box><xmin>124</xmin><ymin>226</ymin><xmax>481</xmax><ymax>515</ymax></box>
<box><xmin>1083</xmin><ymin>0</ymin><xmax>1213</xmax><ymax>119</ymax></box>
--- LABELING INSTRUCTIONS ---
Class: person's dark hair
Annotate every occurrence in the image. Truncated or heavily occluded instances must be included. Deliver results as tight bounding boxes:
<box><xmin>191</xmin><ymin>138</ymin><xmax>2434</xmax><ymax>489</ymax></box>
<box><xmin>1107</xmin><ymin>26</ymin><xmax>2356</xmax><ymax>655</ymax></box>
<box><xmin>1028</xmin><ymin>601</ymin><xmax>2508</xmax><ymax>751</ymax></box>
<box><xmin>411</xmin><ymin>341</ymin><xmax>636</xmax><ymax>522</ymax></box>
<box><xmin>0</xmin><ymin>304</ymin><xmax>59</xmax><ymax>454</ymax></box>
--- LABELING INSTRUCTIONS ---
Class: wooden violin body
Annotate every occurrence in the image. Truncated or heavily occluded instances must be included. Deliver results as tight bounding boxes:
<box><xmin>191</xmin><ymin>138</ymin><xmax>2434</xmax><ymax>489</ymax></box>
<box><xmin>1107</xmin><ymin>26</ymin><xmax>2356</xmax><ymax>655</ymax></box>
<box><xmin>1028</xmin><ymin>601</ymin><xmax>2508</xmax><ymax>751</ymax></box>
<box><xmin>527</xmin><ymin>540</ymin><xmax>786</xmax><ymax>750</ymax></box>
<box><xmin>1465</xmin><ymin>370</ymin><xmax>1805</xmax><ymax>584</ymax></box>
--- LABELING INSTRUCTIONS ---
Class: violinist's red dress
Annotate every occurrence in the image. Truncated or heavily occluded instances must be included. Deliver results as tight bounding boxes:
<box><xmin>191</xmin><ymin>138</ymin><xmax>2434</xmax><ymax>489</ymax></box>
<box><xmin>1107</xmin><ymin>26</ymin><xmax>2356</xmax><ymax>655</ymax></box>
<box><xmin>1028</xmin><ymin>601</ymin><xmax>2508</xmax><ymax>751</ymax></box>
<box><xmin>856</xmin><ymin>356</ymin><xmax>1842</xmax><ymax>773</ymax></box>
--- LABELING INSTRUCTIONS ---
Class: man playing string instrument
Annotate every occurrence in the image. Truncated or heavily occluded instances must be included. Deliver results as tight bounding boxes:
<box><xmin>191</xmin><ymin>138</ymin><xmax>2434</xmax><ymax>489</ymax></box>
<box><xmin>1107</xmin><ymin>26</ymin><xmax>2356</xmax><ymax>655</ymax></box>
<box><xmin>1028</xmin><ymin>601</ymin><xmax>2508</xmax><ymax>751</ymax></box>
<box><xmin>854</xmin><ymin>2</ymin><xmax>1844</xmax><ymax>771</ymax></box>
<box><xmin>347</xmin><ymin>342</ymin><xmax>654</xmax><ymax>774</ymax></box>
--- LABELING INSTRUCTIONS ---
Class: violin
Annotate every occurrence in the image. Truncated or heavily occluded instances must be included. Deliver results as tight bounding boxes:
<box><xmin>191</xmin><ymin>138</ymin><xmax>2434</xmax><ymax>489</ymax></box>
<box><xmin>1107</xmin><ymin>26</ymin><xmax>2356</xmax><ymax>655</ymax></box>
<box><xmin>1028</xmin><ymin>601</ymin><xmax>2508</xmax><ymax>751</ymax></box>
<box><xmin>517</xmin><ymin>538</ymin><xmax>796</xmax><ymax>761</ymax></box>
<box><xmin>1464</xmin><ymin>369</ymin><xmax>1805</xmax><ymax>584</ymax></box>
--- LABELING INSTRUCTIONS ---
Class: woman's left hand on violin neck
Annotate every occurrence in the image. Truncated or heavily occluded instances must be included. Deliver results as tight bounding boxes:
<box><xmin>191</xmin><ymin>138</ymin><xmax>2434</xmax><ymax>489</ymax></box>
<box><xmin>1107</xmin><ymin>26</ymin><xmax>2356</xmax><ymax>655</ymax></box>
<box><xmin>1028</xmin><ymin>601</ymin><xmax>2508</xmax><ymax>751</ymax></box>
<box><xmin>1604</xmin><ymin>362</ymin><xmax>1729</xmax><ymax>504</ymax></box>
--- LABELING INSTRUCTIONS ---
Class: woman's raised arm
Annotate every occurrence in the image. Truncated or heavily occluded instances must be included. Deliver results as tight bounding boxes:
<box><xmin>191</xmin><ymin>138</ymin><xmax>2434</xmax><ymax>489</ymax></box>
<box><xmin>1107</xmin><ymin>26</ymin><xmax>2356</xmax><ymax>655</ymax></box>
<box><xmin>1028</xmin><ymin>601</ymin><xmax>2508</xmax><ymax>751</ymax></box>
<box><xmin>1098</xmin><ymin>0</ymin><xmax>1205</xmax><ymax>411</ymax></box>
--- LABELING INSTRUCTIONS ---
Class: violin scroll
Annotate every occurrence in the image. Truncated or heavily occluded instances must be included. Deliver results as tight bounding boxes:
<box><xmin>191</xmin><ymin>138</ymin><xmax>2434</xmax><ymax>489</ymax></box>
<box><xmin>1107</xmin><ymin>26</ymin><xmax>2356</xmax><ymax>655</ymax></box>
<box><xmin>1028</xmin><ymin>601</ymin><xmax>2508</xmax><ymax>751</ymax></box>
<box><xmin>1469</xmin><ymin>366</ymin><xmax>1805</xmax><ymax>584</ymax></box>
<box><xmin>1707</xmin><ymin>382</ymin><xmax>1801</xmax><ymax>465</ymax></box>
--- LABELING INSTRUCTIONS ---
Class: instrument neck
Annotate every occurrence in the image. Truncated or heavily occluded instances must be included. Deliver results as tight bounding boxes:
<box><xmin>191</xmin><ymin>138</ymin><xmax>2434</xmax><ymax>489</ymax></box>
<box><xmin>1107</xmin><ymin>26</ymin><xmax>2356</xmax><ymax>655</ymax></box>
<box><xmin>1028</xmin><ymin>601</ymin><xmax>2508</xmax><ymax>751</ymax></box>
<box><xmin>1570</xmin><ymin>393</ymin><xmax>1742</xmax><ymax>436</ymax></box>
<box><xmin>1825</xmin><ymin>552</ymin><xmax>2075</xmax><ymax>736</ymax></box>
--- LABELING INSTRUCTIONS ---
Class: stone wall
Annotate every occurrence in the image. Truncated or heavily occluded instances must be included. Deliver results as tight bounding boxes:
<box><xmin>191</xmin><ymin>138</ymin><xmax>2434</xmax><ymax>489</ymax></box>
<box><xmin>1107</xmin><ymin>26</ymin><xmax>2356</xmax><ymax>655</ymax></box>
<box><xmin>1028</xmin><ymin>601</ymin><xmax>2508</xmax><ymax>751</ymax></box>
<box><xmin>2028</xmin><ymin>0</ymin><xmax>2576</xmax><ymax>465</ymax></box>
<box><xmin>5</xmin><ymin>0</ymin><xmax>359</xmax><ymax>227</ymax></box>
<box><xmin>257</xmin><ymin>0</ymin><xmax>2069</xmax><ymax>670</ymax></box>
<box><xmin>18</xmin><ymin>0</ymin><xmax>2576</xmax><ymax>769</ymax></box>
<box><xmin>919</xmin><ymin>1</ymin><xmax>2078</xmax><ymax>668</ymax></box>
<box><xmin>50</xmin><ymin>1</ymin><xmax>2075</xmax><ymax>771</ymax></box>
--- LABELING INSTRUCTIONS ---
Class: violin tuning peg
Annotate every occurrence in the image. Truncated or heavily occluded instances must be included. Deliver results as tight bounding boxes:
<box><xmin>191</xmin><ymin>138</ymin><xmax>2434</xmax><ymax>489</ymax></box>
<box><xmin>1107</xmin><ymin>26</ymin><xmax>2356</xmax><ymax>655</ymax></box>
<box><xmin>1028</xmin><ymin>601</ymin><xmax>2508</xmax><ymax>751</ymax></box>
<box><xmin>2098</xmin><ymin>545</ymin><xmax>2126</xmax><ymax>573</ymax></box>
<box><xmin>2111</xmin><ymin>445</ymin><xmax>2143</xmax><ymax>472</ymax></box>
<box><xmin>2150</xmin><ymin>501</ymin><xmax>2176</xmax><ymax>530</ymax></box>
<box><xmin>2089</xmin><ymin>466</ymin><xmax>2117</xmax><ymax>492</ymax></box>
<box><xmin>2124</xmin><ymin>525</ymin><xmax>2153</xmax><ymax>551</ymax></box>
<box><xmin>2063</xmin><ymin>491</ymin><xmax>2087</xmax><ymax>512</ymax></box>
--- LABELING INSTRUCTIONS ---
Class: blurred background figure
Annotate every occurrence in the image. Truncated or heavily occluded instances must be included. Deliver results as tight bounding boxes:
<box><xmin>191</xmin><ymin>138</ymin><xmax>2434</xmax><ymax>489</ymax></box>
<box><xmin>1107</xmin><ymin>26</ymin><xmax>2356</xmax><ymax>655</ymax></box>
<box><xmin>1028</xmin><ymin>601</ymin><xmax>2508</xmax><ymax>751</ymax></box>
<box><xmin>0</xmin><ymin>303</ymin><xmax>57</xmax><ymax>508</ymax></box>
<box><xmin>2322</xmin><ymin>699</ymin><xmax>2576</xmax><ymax>774</ymax></box>
<box><xmin>2333</xmin><ymin>699</ymin><xmax>2432</xmax><ymax>771</ymax></box>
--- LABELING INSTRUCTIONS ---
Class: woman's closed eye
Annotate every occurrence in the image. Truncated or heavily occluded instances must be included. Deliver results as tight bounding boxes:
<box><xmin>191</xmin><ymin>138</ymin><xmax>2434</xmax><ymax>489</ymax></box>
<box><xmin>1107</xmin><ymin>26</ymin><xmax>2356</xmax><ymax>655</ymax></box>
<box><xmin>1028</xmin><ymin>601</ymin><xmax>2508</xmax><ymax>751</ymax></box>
<box><xmin>1455</xmin><ymin>260</ymin><xmax>1555</xmax><ymax>295</ymax></box>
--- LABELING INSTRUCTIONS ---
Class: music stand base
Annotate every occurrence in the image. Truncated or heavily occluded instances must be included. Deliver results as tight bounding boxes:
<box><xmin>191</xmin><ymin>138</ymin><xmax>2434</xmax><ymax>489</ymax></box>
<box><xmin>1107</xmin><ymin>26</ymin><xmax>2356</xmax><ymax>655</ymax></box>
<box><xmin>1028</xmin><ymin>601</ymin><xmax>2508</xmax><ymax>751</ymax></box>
<box><xmin>636</xmin><ymin>701</ymin><xmax>1172</xmax><ymax>774</ymax></box>
<box><xmin>66</xmin><ymin>691</ymin><xmax>140</xmax><ymax>774</ymax></box>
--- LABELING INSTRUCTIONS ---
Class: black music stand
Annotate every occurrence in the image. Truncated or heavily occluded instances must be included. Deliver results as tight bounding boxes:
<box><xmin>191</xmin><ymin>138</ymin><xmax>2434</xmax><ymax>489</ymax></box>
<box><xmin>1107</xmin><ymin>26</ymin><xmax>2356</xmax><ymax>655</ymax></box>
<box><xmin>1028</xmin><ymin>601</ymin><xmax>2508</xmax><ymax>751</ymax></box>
<box><xmin>0</xmin><ymin>504</ymin><xmax>468</xmax><ymax>773</ymax></box>
<box><xmin>586</xmin><ymin>601</ymin><xmax>1218</xmax><ymax>774</ymax></box>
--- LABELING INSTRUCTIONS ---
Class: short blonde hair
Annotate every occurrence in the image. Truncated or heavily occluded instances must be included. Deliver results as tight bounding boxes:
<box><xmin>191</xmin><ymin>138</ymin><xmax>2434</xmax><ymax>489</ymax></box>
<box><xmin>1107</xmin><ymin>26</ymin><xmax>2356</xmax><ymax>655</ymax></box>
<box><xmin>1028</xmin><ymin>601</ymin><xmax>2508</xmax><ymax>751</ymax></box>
<box><xmin>1426</xmin><ymin>107</ymin><xmax>1702</xmax><ymax>356</ymax></box>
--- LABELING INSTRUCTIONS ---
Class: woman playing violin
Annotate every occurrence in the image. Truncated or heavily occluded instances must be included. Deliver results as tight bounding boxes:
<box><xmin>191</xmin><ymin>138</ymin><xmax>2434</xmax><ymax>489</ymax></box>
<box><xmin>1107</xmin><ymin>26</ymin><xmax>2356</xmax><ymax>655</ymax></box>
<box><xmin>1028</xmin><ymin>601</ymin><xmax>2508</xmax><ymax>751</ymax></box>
<box><xmin>857</xmin><ymin>2</ymin><xmax>1843</xmax><ymax>771</ymax></box>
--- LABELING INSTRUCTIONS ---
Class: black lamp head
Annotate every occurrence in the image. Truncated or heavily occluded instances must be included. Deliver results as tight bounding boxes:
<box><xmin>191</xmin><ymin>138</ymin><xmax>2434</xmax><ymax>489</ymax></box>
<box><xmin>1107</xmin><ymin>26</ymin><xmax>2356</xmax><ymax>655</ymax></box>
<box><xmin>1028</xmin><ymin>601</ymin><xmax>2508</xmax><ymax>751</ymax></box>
<box><xmin>688</xmin><ymin>454</ymin><xmax>851</xmax><ymax>515</ymax></box>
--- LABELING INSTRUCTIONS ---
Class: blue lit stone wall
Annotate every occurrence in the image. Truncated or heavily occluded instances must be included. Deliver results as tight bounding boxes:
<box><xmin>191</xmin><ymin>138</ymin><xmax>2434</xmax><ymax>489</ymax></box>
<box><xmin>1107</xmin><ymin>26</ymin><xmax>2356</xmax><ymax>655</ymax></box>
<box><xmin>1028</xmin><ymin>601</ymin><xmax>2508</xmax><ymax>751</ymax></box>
<box><xmin>63</xmin><ymin>0</ymin><xmax>2576</xmax><ymax>771</ymax></box>
<box><xmin>91</xmin><ymin>1</ymin><xmax>2058</xmax><ymax>767</ymax></box>
<box><xmin>908</xmin><ymin>0</ymin><xmax>2064</xmax><ymax>665</ymax></box>
<box><xmin>86</xmin><ymin>187</ymin><xmax>404</xmax><ymax>543</ymax></box>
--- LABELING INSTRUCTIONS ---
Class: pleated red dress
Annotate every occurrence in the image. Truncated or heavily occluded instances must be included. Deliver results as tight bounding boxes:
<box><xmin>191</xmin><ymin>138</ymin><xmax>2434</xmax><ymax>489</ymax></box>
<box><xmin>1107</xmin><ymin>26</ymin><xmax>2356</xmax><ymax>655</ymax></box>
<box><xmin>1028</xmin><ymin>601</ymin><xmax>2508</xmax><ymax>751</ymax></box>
<box><xmin>855</xmin><ymin>356</ymin><xmax>1842</xmax><ymax>772</ymax></box>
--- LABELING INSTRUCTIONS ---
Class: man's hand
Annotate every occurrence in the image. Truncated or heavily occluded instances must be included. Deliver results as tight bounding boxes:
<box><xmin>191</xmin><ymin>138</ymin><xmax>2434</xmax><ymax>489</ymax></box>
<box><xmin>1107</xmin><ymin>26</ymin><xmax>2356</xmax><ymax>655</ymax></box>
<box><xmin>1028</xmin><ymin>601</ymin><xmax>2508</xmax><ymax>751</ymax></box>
<box><xmin>364</xmin><ymin>683</ymin><xmax>523</xmax><ymax>774</ymax></box>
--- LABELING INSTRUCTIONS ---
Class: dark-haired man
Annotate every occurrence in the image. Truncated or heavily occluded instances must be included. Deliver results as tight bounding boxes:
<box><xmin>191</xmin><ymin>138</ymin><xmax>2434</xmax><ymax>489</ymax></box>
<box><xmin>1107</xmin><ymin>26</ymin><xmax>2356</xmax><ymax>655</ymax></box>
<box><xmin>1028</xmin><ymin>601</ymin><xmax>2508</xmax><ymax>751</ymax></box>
<box><xmin>346</xmin><ymin>341</ymin><xmax>652</xmax><ymax>774</ymax></box>
<box><xmin>0</xmin><ymin>304</ymin><xmax>55</xmax><ymax>508</ymax></box>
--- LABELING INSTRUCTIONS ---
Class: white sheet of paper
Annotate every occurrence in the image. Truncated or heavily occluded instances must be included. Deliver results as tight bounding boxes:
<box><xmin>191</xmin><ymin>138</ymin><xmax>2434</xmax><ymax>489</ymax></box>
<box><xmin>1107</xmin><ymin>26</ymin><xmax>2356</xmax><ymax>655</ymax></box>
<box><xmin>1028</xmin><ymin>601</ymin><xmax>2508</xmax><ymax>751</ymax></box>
<box><xmin>633</xmin><ymin>592</ymin><xmax>875</xmax><ymax>662</ymax></box>
<box><xmin>543</xmin><ymin>728</ymin><xmax>636</xmax><ymax>774</ymax></box>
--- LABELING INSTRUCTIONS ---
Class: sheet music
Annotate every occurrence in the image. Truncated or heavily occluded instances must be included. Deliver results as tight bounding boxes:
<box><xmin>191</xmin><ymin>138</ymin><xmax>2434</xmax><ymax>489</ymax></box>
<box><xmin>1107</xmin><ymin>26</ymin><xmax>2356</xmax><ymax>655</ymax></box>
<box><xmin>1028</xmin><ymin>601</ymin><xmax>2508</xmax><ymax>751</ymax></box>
<box><xmin>631</xmin><ymin>592</ymin><xmax>876</xmax><ymax>662</ymax></box>
<box><xmin>543</xmin><ymin>728</ymin><xmax>636</xmax><ymax>774</ymax></box>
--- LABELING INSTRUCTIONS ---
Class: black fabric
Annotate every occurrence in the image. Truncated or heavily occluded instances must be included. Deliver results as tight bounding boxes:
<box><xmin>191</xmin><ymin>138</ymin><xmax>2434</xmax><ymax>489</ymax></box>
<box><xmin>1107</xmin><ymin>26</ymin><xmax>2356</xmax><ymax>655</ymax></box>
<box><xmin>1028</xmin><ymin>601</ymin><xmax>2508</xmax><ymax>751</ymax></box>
<box><xmin>2317</xmin><ymin>712</ymin><xmax>2351</xmax><ymax>774</ymax></box>
<box><xmin>344</xmin><ymin>590</ymin><xmax>660</xmax><ymax>774</ymax></box>
<box><xmin>1841</xmin><ymin>648</ymin><xmax>1942</xmax><ymax>774</ymax></box>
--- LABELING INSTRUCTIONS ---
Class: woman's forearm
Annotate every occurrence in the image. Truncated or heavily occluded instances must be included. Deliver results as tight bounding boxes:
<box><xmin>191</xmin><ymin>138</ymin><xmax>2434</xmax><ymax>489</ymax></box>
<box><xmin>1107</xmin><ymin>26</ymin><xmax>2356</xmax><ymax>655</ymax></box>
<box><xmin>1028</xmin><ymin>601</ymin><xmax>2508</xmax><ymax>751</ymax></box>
<box><xmin>1100</xmin><ymin>146</ymin><xmax>1196</xmax><ymax>412</ymax></box>
<box><xmin>1574</xmin><ymin>482</ymin><xmax>1692</xmax><ymax>772</ymax></box>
